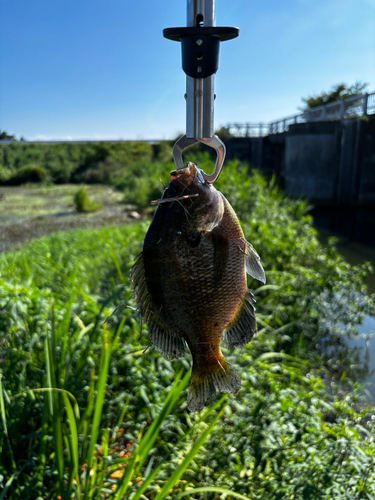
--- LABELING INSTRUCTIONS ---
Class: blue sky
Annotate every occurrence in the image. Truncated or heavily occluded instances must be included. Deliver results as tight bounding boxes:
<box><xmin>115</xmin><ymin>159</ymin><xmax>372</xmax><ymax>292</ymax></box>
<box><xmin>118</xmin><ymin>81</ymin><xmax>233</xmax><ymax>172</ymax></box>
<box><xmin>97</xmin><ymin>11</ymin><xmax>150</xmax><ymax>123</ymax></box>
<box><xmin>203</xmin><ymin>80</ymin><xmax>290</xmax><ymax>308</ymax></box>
<box><xmin>0</xmin><ymin>0</ymin><xmax>374</xmax><ymax>140</ymax></box>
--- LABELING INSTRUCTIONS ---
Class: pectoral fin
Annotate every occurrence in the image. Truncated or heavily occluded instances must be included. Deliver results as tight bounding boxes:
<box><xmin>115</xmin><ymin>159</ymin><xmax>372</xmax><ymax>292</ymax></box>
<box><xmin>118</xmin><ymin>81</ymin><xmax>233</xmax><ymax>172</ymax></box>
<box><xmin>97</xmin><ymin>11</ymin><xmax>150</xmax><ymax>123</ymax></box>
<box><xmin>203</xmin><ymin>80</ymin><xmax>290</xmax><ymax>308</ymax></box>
<box><xmin>222</xmin><ymin>289</ymin><xmax>257</xmax><ymax>349</ymax></box>
<box><xmin>129</xmin><ymin>252</ymin><xmax>186</xmax><ymax>361</ymax></box>
<box><xmin>243</xmin><ymin>240</ymin><xmax>266</xmax><ymax>284</ymax></box>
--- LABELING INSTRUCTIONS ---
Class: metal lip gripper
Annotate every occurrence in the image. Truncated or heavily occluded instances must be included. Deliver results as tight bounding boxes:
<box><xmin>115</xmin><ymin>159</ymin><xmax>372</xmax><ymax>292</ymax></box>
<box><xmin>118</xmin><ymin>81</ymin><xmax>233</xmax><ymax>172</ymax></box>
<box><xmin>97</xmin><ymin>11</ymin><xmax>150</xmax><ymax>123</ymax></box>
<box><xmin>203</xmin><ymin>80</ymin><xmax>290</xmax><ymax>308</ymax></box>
<box><xmin>163</xmin><ymin>0</ymin><xmax>239</xmax><ymax>184</ymax></box>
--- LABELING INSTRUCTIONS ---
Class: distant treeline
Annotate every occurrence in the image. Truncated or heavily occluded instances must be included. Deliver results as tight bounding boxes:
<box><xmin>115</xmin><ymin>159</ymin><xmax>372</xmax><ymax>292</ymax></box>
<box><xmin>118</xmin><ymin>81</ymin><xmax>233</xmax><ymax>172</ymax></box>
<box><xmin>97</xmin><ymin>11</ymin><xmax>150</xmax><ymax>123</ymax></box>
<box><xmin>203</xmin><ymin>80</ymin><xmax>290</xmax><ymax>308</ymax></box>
<box><xmin>0</xmin><ymin>141</ymin><xmax>174</xmax><ymax>186</ymax></box>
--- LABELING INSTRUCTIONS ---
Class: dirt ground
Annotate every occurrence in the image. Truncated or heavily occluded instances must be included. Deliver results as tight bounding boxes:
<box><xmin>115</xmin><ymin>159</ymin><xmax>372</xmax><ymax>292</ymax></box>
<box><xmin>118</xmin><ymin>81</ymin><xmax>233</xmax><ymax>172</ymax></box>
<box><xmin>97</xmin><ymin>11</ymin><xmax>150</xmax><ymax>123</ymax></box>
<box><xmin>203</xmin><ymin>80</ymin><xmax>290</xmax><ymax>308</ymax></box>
<box><xmin>0</xmin><ymin>184</ymin><xmax>143</xmax><ymax>252</ymax></box>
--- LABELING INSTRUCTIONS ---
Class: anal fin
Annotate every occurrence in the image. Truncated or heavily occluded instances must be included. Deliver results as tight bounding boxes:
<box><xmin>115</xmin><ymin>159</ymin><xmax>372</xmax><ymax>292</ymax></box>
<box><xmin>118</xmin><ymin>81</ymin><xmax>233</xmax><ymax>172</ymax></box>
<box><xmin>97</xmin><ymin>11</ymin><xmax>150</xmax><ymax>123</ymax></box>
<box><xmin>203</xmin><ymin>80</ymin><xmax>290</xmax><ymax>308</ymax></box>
<box><xmin>148</xmin><ymin>323</ymin><xmax>186</xmax><ymax>361</ymax></box>
<box><xmin>129</xmin><ymin>252</ymin><xmax>186</xmax><ymax>361</ymax></box>
<box><xmin>222</xmin><ymin>289</ymin><xmax>257</xmax><ymax>349</ymax></box>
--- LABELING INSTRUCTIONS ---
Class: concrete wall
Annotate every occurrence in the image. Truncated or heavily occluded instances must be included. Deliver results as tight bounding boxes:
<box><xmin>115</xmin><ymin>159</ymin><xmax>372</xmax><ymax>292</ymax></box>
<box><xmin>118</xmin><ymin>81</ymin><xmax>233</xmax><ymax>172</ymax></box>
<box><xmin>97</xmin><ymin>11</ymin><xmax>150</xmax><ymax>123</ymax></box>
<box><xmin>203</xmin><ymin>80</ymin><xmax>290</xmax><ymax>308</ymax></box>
<box><xmin>359</xmin><ymin>121</ymin><xmax>375</xmax><ymax>204</ymax></box>
<box><xmin>284</xmin><ymin>122</ymin><xmax>341</xmax><ymax>202</ymax></box>
<box><xmin>284</xmin><ymin>119</ymin><xmax>375</xmax><ymax>206</ymax></box>
<box><xmin>224</xmin><ymin>118</ymin><xmax>375</xmax><ymax>207</ymax></box>
<box><xmin>223</xmin><ymin>118</ymin><xmax>375</xmax><ymax>245</ymax></box>
<box><xmin>225</xmin><ymin>133</ymin><xmax>285</xmax><ymax>177</ymax></box>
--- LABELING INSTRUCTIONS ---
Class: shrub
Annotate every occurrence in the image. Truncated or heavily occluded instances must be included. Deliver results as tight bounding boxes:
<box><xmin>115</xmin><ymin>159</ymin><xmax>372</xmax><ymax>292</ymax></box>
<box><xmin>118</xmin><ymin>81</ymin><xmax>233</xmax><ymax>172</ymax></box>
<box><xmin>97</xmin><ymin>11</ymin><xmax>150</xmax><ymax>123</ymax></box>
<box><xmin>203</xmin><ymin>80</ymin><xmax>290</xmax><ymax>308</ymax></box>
<box><xmin>0</xmin><ymin>165</ymin><xmax>13</xmax><ymax>182</ymax></box>
<box><xmin>114</xmin><ymin>159</ymin><xmax>171</xmax><ymax>209</ymax></box>
<box><xmin>7</xmin><ymin>164</ymin><xmax>47</xmax><ymax>185</ymax></box>
<box><xmin>73</xmin><ymin>186</ymin><xmax>103</xmax><ymax>213</ymax></box>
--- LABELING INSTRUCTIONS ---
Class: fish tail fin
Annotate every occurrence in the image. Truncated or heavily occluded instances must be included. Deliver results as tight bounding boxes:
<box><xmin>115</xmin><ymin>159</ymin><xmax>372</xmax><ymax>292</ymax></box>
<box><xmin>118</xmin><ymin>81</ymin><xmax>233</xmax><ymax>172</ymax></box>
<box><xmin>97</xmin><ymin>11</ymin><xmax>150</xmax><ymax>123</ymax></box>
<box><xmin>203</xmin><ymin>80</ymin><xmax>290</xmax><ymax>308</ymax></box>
<box><xmin>187</xmin><ymin>354</ymin><xmax>241</xmax><ymax>412</ymax></box>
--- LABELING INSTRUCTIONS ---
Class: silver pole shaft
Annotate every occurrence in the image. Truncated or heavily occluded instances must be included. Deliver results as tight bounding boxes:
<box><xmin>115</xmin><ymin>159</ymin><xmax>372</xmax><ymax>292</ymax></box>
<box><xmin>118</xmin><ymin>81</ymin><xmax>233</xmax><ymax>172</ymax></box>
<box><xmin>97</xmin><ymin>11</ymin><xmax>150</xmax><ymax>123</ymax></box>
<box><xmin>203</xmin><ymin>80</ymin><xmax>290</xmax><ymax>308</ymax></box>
<box><xmin>186</xmin><ymin>0</ymin><xmax>215</xmax><ymax>139</ymax></box>
<box><xmin>187</xmin><ymin>0</ymin><xmax>215</xmax><ymax>27</ymax></box>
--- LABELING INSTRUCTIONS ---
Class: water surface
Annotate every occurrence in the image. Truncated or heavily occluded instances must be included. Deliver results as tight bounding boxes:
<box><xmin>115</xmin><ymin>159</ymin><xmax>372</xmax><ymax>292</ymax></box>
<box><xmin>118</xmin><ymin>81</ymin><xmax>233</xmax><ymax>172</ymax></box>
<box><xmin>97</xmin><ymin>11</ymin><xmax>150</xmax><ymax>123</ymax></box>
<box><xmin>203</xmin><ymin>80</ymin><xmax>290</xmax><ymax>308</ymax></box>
<box><xmin>317</xmin><ymin>227</ymin><xmax>375</xmax><ymax>397</ymax></box>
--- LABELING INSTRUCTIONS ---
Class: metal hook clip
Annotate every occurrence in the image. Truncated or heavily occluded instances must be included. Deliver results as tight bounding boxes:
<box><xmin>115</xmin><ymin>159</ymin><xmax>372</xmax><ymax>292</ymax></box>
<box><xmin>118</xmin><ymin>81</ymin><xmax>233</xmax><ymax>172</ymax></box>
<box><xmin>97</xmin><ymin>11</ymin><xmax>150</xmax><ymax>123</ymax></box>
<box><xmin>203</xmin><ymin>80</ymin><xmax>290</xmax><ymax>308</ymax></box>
<box><xmin>172</xmin><ymin>134</ymin><xmax>226</xmax><ymax>184</ymax></box>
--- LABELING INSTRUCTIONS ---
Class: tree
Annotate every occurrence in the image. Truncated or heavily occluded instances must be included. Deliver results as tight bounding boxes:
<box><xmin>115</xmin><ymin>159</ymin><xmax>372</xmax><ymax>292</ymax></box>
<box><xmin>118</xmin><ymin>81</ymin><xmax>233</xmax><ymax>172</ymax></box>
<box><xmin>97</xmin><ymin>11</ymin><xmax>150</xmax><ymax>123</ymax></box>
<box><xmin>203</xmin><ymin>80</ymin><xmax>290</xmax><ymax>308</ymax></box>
<box><xmin>301</xmin><ymin>82</ymin><xmax>368</xmax><ymax>110</ymax></box>
<box><xmin>0</xmin><ymin>130</ymin><xmax>16</xmax><ymax>140</ymax></box>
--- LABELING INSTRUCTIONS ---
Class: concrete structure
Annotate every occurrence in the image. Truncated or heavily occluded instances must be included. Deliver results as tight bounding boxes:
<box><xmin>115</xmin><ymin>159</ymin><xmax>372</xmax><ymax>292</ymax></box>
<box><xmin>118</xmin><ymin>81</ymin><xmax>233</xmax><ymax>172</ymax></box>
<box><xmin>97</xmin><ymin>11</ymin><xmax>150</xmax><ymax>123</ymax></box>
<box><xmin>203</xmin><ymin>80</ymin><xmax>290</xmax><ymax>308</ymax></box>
<box><xmin>224</xmin><ymin>118</ymin><xmax>375</xmax><ymax>246</ymax></box>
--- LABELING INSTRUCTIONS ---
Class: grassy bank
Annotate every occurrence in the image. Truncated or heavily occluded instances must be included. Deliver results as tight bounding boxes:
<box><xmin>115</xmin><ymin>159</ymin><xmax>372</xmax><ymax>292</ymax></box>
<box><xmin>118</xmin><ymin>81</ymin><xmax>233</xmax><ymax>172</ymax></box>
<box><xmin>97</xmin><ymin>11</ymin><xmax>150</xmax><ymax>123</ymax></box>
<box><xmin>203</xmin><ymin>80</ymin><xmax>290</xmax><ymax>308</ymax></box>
<box><xmin>1</xmin><ymin>163</ymin><xmax>375</xmax><ymax>499</ymax></box>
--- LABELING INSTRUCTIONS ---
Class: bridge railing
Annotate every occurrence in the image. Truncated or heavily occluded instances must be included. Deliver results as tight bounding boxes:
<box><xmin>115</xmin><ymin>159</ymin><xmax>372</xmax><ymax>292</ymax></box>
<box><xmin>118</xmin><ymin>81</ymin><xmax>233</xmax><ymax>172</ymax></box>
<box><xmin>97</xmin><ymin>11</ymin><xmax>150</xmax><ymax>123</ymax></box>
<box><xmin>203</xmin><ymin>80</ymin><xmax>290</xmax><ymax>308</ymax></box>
<box><xmin>367</xmin><ymin>92</ymin><xmax>375</xmax><ymax>115</ymax></box>
<box><xmin>225</xmin><ymin>123</ymin><xmax>269</xmax><ymax>137</ymax></box>
<box><xmin>226</xmin><ymin>91</ymin><xmax>375</xmax><ymax>137</ymax></box>
<box><xmin>302</xmin><ymin>94</ymin><xmax>367</xmax><ymax>122</ymax></box>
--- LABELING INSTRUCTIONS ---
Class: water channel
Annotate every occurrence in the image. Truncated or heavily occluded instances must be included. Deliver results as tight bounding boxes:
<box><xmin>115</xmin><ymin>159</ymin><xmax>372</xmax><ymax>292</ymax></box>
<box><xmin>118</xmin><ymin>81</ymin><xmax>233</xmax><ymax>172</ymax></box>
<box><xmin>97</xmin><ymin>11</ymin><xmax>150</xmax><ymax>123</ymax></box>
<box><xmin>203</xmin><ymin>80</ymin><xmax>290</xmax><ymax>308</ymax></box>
<box><xmin>317</xmin><ymin>227</ymin><xmax>375</xmax><ymax>398</ymax></box>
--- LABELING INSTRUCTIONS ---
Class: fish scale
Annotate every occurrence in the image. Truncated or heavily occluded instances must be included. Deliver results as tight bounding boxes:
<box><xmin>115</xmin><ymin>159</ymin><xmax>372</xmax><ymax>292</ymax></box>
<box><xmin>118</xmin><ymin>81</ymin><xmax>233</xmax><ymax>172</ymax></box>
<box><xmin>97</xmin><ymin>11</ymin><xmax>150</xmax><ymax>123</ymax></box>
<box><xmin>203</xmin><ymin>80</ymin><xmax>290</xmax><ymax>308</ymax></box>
<box><xmin>129</xmin><ymin>163</ymin><xmax>265</xmax><ymax>411</ymax></box>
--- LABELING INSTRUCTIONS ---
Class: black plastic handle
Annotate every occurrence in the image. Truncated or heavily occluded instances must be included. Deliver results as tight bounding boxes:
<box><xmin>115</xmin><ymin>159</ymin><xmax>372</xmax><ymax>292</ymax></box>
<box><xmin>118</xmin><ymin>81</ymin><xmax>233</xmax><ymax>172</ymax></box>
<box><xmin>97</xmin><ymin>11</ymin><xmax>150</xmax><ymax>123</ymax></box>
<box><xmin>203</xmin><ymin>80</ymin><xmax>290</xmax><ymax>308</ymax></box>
<box><xmin>163</xmin><ymin>26</ymin><xmax>239</xmax><ymax>79</ymax></box>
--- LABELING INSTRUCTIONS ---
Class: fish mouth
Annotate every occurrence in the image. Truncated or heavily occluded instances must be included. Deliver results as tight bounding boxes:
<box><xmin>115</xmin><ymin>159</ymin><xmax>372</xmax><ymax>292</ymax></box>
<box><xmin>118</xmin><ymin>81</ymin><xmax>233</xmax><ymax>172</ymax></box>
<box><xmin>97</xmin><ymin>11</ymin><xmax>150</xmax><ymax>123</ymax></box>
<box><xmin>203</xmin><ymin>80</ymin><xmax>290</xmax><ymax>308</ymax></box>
<box><xmin>170</xmin><ymin>162</ymin><xmax>201</xmax><ymax>185</ymax></box>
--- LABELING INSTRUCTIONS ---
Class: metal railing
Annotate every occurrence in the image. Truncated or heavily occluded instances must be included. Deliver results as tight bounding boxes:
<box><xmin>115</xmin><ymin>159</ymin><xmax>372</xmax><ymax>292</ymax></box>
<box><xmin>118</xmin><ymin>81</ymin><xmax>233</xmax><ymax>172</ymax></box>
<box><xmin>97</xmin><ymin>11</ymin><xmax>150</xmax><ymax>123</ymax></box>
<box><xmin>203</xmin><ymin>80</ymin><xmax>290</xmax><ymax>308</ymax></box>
<box><xmin>225</xmin><ymin>123</ymin><xmax>269</xmax><ymax>138</ymax></box>
<box><xmin>226</xmin><ymin>91</ymin><xmax>375</xmax><ymax>137</ymax></box>
<box><xmin>367</xmin><ymin>92</ymin><xmax>375</xmax><ymax>115</ymax></box>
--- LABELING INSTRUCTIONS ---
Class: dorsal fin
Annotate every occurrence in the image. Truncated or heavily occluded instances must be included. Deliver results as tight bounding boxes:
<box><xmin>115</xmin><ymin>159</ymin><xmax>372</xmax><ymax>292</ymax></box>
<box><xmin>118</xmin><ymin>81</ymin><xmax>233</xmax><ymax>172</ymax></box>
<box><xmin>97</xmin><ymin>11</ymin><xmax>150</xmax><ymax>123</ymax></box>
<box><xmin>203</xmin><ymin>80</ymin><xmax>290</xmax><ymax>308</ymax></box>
<box><xmin>129</xmin><ymin>252</ymin><xmax>186</xmax><ymax>361</ymax></box>
<box><xmin>222</xmin><ymin>289</ymin><xmax>257</xmax><ymax>349</ymax></box>
<box><xmin>243</xmin><ymin>239</ymin><xmax>266</xmax><ymax>284</ymax></box>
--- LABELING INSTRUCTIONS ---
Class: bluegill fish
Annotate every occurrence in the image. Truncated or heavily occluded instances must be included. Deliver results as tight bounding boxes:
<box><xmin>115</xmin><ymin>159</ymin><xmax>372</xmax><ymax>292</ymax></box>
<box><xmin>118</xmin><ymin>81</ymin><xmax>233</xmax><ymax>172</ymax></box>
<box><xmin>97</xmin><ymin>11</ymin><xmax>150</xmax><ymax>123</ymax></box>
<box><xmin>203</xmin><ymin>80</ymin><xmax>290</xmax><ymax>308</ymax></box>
<box><xmin>129</xmin><ymin>162</ymin><xmax>265</xmax><ymax>411</ymax></box>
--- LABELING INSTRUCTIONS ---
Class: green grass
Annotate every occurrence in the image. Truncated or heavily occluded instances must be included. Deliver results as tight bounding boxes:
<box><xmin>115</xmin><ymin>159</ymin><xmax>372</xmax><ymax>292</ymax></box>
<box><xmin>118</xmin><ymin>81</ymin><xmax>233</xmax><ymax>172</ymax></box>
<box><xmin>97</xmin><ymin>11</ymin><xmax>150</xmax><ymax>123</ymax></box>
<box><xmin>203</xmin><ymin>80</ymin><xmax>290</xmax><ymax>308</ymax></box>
<box><xmin>0</xmin><ymin>162</ymin><xmax>375</xmax><ymax>499</ymax></box>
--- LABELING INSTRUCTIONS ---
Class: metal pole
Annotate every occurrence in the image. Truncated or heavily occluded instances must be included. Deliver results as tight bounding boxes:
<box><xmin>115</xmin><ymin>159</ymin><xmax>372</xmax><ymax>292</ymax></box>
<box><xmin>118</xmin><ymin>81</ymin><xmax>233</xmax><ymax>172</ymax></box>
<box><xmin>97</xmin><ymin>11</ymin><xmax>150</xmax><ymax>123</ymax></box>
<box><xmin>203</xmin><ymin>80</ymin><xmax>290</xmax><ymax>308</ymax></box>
<box><xmin>186</xmin><ymin>0</ymin><xmax>215</xmax><ymax>138</ymax></box>
<box><xmin>164</xmin><ymin>1</ymin><xmax>238</xmax><ymax>181</ymax></box>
